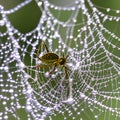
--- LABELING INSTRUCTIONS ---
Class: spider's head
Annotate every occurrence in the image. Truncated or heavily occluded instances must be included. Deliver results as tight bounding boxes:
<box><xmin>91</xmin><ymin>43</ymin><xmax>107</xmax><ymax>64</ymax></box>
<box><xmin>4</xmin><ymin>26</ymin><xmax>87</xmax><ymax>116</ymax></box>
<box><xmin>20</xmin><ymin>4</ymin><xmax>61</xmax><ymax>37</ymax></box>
<box><xmin>58</xmin><ymin>58</ymin><xmax>66</xmax><ymax>65</ymax></box>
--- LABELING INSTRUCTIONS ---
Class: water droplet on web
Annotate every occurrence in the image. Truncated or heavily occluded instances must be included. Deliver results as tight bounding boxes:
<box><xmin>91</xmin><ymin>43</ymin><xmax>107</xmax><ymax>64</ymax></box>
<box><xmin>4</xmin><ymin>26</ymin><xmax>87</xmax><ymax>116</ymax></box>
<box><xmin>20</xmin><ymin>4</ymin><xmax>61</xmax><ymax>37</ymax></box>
<box><xmin>94</xmin><ymin>115</ymin><xmax>98</xmax><ymax>119</ymax></box>
<box><xmin>62</xmin><ymin>97</ymin><xmax>74</xmax><ymax>105</ymax></box>
<box><xmin>116</xmin><ymin>10</ymin><xmax>120</xmax><ymax>13</ymax></box>
<box><xmin>38</xmin><ymin>1</ymin><xmax>42</xmax><ymax>6</ymax></box>
<box><xmin>19</xmin><ymin>62</ymin><xmax>25</xmax><ymax>69</ymax></box>
<box><xmin>4</xmin><ymin>115</ymin><xmax>8</xmax><ymax>119</ymax></box>
<box><xmin>80</xmin><ymin>92</ymin><xmax>85</xmax><ymax>98</ymax></box>
<box><xmin>106</xmin><ymin>8</ymin><xmax>110</xmax><ymax>12</ymax></box>
<box><xmin>26</xmin><ymin>105</ymin><xmax>32</xmax><ymax>112</ymax></box>
<box><xmin>44</xmin><ymin>72</ymin><xmax>50</xmax><ymax>78</ymax></box>
<box><xmin>0</xmin><ymin>20</ymin><xmax>5</xmax><ymax>26</ymax></box>
<box><xmin>4</xmin><ymin>66</ymin><xmax>8</xmax><ymax>72</ymax></box>
<box><xmin>3</xmin><ymin>101</ymin><xmax>7</xmax><ymax>105</ymax></box>
<box><xmin>51</xmin><ymin>74</ymin><xmax>56</xmax><ymax>78</ymax></box>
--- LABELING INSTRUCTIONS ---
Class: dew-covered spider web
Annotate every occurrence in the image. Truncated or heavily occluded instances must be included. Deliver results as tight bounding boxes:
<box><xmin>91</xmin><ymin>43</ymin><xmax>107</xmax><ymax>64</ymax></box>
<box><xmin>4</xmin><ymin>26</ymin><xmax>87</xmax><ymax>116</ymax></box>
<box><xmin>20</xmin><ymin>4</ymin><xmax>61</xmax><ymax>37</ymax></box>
<box><xmin>1</xmin><ymin>0</ymin><xmax>120</xmax><ymax>120</ymax></box>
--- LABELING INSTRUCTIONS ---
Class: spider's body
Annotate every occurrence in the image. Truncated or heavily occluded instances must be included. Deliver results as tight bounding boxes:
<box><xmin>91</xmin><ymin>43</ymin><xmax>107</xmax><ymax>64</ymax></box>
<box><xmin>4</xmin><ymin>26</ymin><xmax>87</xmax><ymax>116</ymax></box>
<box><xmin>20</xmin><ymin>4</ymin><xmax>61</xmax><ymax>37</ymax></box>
<box><xmin>41</xmin><ymin>52</ymin><xmax>66</xmax><ymax>66</ymax></box>
<box><xmin>41</xmin><ymin>52</ymin><xmax>59</xmax><ymax>64</ymax></box>
<box><xmin>36</xmin><ymin>42</ymin><xmax>68</xmax><ymax>78</ymax></box>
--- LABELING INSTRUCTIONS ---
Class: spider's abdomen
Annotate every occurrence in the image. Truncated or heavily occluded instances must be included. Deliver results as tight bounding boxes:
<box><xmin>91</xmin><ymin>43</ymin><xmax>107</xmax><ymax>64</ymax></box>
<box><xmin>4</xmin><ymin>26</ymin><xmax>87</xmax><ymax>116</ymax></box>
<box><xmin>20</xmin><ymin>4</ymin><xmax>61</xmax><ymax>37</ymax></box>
<box><xmin>41</xmin><ymin>52</ymin><xmax>59</xmax><ymax>63</ymax></box>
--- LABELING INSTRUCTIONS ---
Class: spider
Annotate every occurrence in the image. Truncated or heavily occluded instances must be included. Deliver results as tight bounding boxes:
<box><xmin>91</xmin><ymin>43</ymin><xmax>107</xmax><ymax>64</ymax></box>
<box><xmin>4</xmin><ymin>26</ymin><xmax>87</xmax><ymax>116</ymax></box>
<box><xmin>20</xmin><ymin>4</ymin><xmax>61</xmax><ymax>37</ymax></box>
<box><xmin>36</xmin><ymin>41</ymin><xmax>69</xmax><ymax>78</ymax></box>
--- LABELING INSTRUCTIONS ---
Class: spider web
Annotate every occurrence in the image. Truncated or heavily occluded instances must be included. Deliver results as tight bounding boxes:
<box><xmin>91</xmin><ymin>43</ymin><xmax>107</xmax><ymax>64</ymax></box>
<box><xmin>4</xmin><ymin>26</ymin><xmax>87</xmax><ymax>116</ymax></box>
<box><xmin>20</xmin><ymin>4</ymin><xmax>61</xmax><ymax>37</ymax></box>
<box><xmin>1</xmin><ymin>0</ymin><xmax>120</xmax><ymax>120</ymax></box>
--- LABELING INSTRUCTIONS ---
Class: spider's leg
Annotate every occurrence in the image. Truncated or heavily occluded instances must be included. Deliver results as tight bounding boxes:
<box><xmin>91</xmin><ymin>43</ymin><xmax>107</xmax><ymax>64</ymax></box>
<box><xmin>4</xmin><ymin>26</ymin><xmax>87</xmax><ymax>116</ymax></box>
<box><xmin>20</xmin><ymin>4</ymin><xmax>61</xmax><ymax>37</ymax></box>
<box><xmin>49</xmin><ymin>65</ymin><xmax>56</xmax><ymax>74</ymax></box>
<box><xmin>36</xmin><ymin>64</ymin><xmax>53</xmax><ymax>68</ymax></box>
<box><xmin>35</xmin><ymin>42</ymin><xmax>42</xmax><ymax>61</ymax></box>
<box><xmin>36</xmin><ymin>41</ymin><xmax>49</xmax><ymax>55</ymax></box>
<box><xmin>37</xmin><ymin>42</ymin><xmax>42</xmax><ymax>56</ymax></box>
<box><xmin>61</xmin><ymin>52</ymin><xmax>64</xmax><ymax>57</ymax></box>
<box><xmin>43</xmin><ymin>41</ymin><xmax>49</xmax><ymax>53</ymax></box>
<box><xmin>64</xmin><ymin>66</ymin><xmax>68</xmax><ymax>79</ymax></box>
<box><xmin>65</xmin><ymin>54</ymin><xmax>69</xmax><ymax>59</ymax></box>
<box><xmin>35</xmin><ymin>54</ymin><xmax>41</xmax><ymax>61</ymax></box>
<box><xmin>36</xmin><ymin>41</ymin><xmax>49</xmax><ymax>60</ymax></box>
